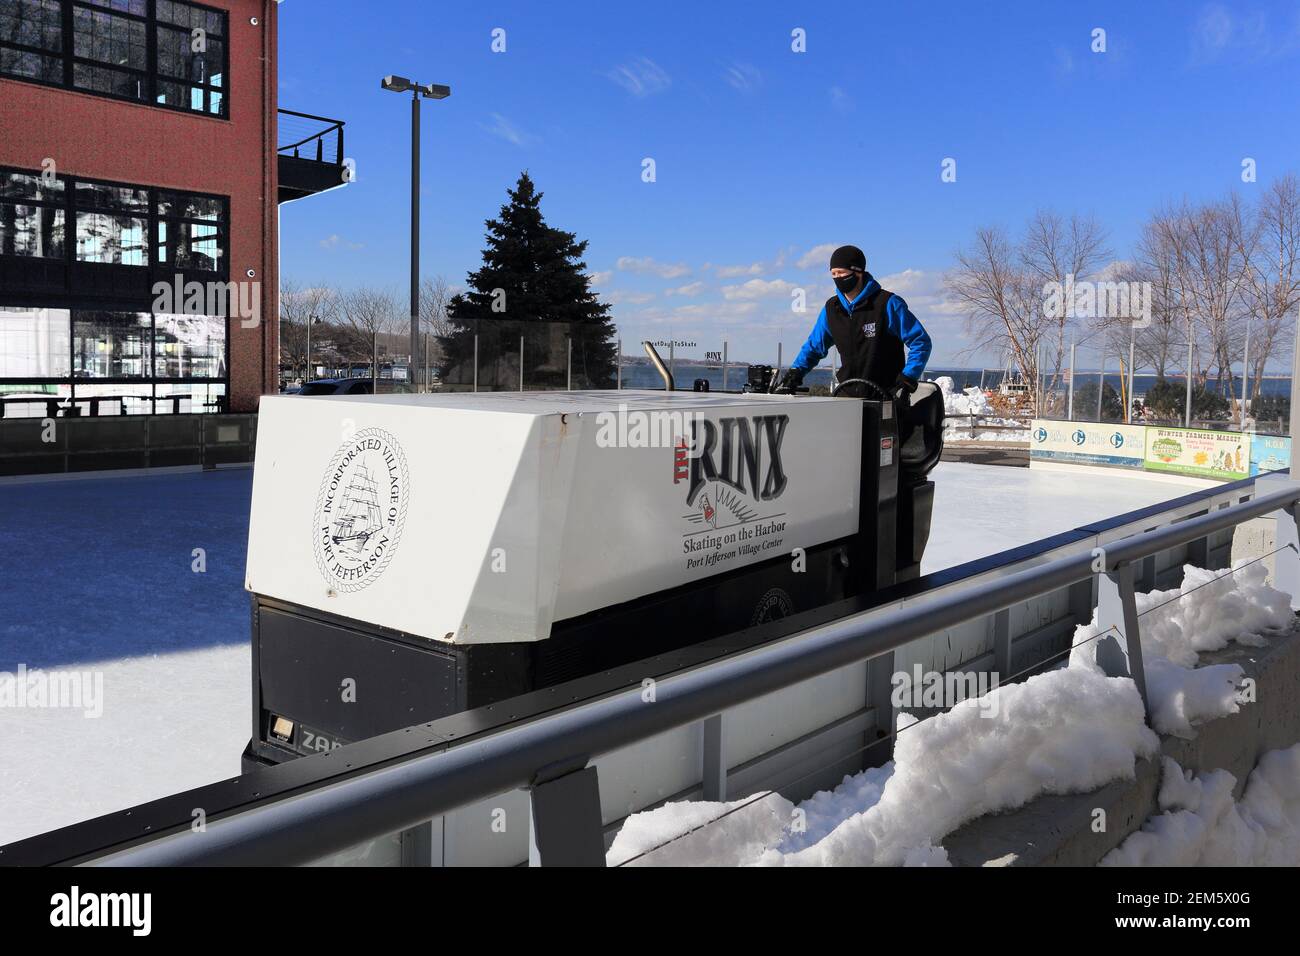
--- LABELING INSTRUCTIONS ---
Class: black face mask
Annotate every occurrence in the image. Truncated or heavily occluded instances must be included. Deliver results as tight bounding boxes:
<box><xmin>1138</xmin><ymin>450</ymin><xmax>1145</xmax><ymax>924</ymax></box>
<box><xmin>833</xmin><ymin>272</ymin><xmax>861</xmax><ymax>295</ymax></box>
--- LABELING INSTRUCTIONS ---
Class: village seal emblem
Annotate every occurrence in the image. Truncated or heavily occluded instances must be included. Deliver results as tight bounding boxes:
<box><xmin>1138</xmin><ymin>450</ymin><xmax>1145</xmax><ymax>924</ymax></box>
<box><xmin>312</xmin><ymin>427</ymin><xmax>410</xmax><ymax>593</ymax></box>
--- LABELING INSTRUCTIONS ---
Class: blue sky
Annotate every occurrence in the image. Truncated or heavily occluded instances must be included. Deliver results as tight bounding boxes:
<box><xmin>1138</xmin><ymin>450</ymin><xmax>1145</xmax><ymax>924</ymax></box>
<box><xmin>277</xmin><ymin>0</ymin><xmax>1300</xmax><ymax>367</ymax></box>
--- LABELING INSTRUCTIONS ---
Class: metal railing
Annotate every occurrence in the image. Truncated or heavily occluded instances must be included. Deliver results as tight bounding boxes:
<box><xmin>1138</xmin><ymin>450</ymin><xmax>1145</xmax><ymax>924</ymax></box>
<box><xmin>943</xmin><ymin>414</ymin><xmax>1032</xmax><ymax>441</ymax></box>
<box><xmin>32</xmin><ymin>473</ymin><xmax>1292</xmax><ymax>867</ymax></box>
<box><xmin>277</xmin><ymin>109</ymin><xmax>345</xmax><ymax>165</ymax></box>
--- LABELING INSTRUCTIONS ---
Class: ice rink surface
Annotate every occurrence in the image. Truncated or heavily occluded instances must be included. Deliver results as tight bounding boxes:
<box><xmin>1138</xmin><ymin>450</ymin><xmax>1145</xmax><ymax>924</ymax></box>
<box><xmin>0</xmin><ymin>461</ymin><xmax>1201</xmax><ymax>845</ymax></box>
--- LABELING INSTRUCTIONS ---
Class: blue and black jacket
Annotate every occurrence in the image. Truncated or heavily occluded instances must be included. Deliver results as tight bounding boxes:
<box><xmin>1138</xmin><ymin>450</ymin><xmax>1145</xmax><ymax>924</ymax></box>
<box><xmin>791</xmin><ymin>274</ymin><xmax>931</xmax><ymax>389</ymax></box>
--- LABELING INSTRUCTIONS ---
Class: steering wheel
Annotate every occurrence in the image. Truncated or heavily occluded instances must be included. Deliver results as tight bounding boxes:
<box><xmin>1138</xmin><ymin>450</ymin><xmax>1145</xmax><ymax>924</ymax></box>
<box><xmin>831</xmin><ymin>377</ymin><xmax>892</xmax><ymax>400</ymax></box>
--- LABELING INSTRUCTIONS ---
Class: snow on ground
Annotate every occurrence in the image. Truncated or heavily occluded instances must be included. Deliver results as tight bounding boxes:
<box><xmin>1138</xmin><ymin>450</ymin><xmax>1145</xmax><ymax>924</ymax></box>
<box><xmin>1070</xmin><ymin>561</ymin><xmax>1293</xmax><ymax>737</ymax></box>
<box><xmin>0</xmin><ymin>460</ymin><xmax>1192</xmax><ymax>846</ymax></box>
<box><xmin>1101</xmin><ymin>747</ymin><xmax>1300</xmax><ymax>866</ymax></box>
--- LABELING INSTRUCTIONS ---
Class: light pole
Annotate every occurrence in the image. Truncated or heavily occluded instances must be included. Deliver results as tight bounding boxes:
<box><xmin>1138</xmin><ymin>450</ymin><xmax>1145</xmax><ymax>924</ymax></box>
<box><xmin>381</xmin><ymin>75</ymin><xmax>451</xmax><ymax>392</ymax></box>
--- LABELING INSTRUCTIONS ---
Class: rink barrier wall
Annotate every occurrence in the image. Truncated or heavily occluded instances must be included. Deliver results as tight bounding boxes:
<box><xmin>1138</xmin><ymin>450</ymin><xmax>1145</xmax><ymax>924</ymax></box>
<box><xmin>3</xmin><ymin>471</ymin><xmax>1296</xmax><ymax>867</ymax></box>
<box><xmin>0</xmin><ymin>414</ymin><xmax>257</xmax><ymax>476</ymax></box>
<box><xmin>1029</xmin><ymin>418</ymin><xmax>1291</xmax><ymax>481</ymax></box>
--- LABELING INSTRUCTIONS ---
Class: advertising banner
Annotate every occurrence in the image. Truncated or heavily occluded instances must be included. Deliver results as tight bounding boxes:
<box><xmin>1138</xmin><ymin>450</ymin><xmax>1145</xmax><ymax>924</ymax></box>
<box><xmin>1144</xmin><ymin>426</ymin><xmax>1249</xmax><ymax>481</ymax></box>
<box><xmin>1029</xmin><ymin>420</ymin><xmax>1145</xmax><ymax>469</ymax></box>
<box><xmin>1249</xmin><ymin>434</ymin><xmax>1292</xmax><ymax>477</ymax></box>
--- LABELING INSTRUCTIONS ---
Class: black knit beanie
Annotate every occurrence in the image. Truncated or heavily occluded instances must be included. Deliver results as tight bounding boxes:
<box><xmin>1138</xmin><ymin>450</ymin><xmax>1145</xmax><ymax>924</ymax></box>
<box><xmin>829</xmin><ymin>245</ymin><xmax>866</xmax><ymax>272</ymax></box>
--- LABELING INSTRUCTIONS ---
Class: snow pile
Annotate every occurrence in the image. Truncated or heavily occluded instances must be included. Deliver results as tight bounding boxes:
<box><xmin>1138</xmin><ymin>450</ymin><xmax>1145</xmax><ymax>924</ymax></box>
<box><xmin>936</xmin><ymin>376</ymin><xmax>993</xmax><ymax>416</ymax></box>
<box><xmin>607</xmin><ymin>666</ymin><xmax>1158</xmax><ymax>867</ymax></box>
<box><xmin>606</xmin><ymin>793</ymin><xmax>793</xmax><ymax>867</ymax></box>
<box><xmin>1101</xmin><ymin>746</ymin><xmax>1300</xmax><ymax>866</ymax></box>
<box><xmin>934</xmin><ymin>376</ymin><xmax>1028</xmax><ymax>443</ymax></box>
<box><xmin>1070</xmin><ymin>561</ymin><xmax>1292</xmax><ymax>737</ymax></box>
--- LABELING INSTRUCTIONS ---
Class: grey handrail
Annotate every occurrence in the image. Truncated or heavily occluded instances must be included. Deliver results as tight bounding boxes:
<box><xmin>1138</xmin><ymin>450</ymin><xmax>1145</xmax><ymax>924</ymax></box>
<box><xmin>91</xmin><ymin>480</ymin><xmax>1300</xmax><ymax>866</ymax></box>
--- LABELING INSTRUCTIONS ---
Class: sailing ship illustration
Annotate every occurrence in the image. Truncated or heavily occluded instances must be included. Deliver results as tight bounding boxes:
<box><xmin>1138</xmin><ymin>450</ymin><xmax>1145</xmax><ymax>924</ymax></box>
<box><xmin>331</xmin><ymin>464</ymin><xmax>384</xmax><ymax>554</ymax></box>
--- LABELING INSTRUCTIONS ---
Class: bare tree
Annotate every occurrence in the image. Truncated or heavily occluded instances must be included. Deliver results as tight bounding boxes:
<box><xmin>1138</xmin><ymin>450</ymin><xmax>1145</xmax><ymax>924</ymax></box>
<box><xmin>1164</xmin><ymin>194</ymin><xmax>1258</xmax><ymax>395</ymax></box>
<box><xmin>1019</xmin><ymin>210</ymin><xmax>1110</xmax><ymax>390</ymax></box>
<box><xmin>337</xmin><ymin>287</ymin><xmax>401</xmax><ymax>388</ymax></box>
<box><xmin>419</xmin><ymin>275</ymin><xmax>453</xmax><ymax>387</ymax></box>
<box><xmin>1241</xmin><ymin>175</ymin><xmax>1300</xmax><ymax>405</ymax></box>
<box><xmin>280</xmin><ymin>279</ymin><xmax>338</xmax><ymax>381</ymax></box>
<box><xmin>1131</xmin><ymin>213</ymin><xmax>1189</xmax><ymax>379</ymax></box>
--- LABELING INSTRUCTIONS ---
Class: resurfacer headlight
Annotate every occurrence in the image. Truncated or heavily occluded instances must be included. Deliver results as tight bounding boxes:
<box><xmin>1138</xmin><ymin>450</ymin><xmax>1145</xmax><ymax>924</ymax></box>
<box><xmin>270</xmin><ymin>715</ymin><xmax>294</xmax><ymax>742</ymax></box>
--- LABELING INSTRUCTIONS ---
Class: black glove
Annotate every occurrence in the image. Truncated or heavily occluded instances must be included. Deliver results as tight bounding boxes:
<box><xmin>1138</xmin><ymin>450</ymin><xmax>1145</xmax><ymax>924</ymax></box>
<box><xmin>775</xmin><ymin>368</ymin><xmax>805</xmax><ymax>394</ymax></box>
<box><xmin>893</xmin><ymin>374</ymin><xmax>918</xmax><ymax>401</ymax></box>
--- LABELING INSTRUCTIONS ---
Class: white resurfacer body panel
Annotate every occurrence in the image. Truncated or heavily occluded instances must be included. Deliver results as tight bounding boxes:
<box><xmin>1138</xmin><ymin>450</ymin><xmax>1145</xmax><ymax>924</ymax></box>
<box><xmin>246</xmin><ymin>390</ymin><xmax>862</xmax><ymax>644</ymax></box>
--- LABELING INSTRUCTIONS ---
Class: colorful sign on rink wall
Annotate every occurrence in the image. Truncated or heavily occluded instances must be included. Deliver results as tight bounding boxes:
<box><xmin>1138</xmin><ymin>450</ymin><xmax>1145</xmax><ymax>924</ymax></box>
<box><xmin>1145</xmin><ymin>426</ymin><xmax>1249</xmax><ymax>481</ymax></box>
<box><xmin>1250</xmin><ymin>435</ymin><xmax>1292</xmax><ymax>477</ymax></box>
<box><xmin>1029</xmin><ymin>421</ymin><xmax>1145</xmax><ymax>468</ymax></box>
<box><xmin>1030</xmin><ymin>420</ymin><xmax>1291</xmax><ymax>481</ymax></box>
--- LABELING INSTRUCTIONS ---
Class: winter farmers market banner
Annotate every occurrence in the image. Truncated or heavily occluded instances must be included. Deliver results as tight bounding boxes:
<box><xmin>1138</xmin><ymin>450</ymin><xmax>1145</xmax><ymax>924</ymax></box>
<box><xmin>1029</xmin><ymin>421</ymin><xmax>1145</xmax><ymax>469</ymax></box>
<box><xmin>1144</xmin><ymin>427</ymin><xmax>1249</xmax><ymax>481</ymax></box>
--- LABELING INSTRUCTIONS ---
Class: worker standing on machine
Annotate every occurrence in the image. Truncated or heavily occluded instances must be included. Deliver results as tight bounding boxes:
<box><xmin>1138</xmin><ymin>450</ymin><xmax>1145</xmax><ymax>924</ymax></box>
<box><xmin>777</xmin><ymin>245</ymin><xmax>932</xmax><ymax>399</ymax></box>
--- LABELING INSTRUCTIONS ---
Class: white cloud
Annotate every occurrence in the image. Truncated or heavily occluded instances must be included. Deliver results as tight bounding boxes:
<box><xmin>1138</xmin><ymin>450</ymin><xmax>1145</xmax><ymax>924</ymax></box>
<box><xmin>319</xmin><ymin>234</ymin><xmax>364</xmax><ymax>251</ymax></box>
<box><xmin>797</xmin><ymin>243</ymin><xmax>838</xmax><ymax>270</ymax></box>
<box><xmin>1189</xmin><ymin>3</ymin><xmax>1298</xmax><ymax>64</ymax></box>
<box><xmin>665</xmin><ymin>281</ymin><xmax>705</xmax><ymax>297</ymax></box>
<box><xmin>722</xmin><ymin>279</ymin><xmax>797</xmax><ymax>300</ymax></box>
<box><xmin>607</xmin><ymin>57</ymin><xmax>671</xmax><ymax>97</ymax></box>
<box><xmin>604</xmin><ymin>289</ymin><xmax>656</xmax><ymax>305</ymax></box>
<box><xmin>587</xmin><ymin>270</ymin><xmax>613</xmax><ymax>286</ymax></box>
<box><xmin>616</xmin><ymin>256</ymin><xmax>690</xmax><ymax>279</ymax></box>
<box><xmin>480</xmin><ymin>113</ymin><xmax>538</xmax><ymax>147</ymax></box>
<box><xmin>723</xmin><ymin>62</ymin><xmax>762</xmax><ymax>93</ymax></box>
<box><xmin>714</xmin><ymin>262</ymin><xmax>765</xmax><ymax>278</ymax></box>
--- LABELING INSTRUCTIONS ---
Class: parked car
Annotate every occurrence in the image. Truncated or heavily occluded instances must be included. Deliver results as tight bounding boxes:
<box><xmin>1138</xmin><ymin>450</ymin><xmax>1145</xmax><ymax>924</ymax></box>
<box><xmin>294</xmin><ymin>378</ymin><xmax>412</xmax><ymax>396</ymax></box>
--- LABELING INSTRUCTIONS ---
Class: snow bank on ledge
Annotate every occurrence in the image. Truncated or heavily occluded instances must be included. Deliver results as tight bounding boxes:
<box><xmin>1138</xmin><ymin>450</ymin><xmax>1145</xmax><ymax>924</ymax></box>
<box><xmin>608</xmin><ymin>561</ymin><xmax>1292</xmax><ymax>867</ymax></box>
<box><xmin>1101</xmin><ymin>746</ymin><xmax>1300</xmax><ymax>866</ymax></box>
<box><xmin>608</xmin><ymin>667</ymin><xmax>1157</xmax><ymax>867</ymax></box>
<box><xmin>1070</xmin><ymin>561</ymin><xmax>1292</xmax><ymax>737</ymax></box>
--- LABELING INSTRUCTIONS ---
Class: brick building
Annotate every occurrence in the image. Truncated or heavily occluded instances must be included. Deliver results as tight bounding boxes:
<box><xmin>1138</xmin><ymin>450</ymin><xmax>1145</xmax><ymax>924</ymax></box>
<box><xmin>0</xmin><ymin>0</ymin><xmax>345</xmax><ymax>417</ymax></box>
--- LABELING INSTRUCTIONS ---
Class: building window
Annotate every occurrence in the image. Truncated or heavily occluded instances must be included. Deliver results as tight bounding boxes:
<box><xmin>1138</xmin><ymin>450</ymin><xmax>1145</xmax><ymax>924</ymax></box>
<box><xmin>156</xmin><ymin>189</ymin><xmax>223</xmax><ymax>271</ymax></box>
<box><xmin>0</xmin><ymin>0</ymin><xmax>63</xmax><ymax>82</ymax></box>
<box><xmin>155</xmin><ymin>0</ymin><xmax>223</xmax><ymax>115</ymax></box>
<box><xmin>0</xmin><ymin>306</ymin><xmax>71</xmax><ymax>377</ymax></box>
<box><xmin>154</xmin><ymin>311</ymin><xmax>224</xmax><ymax>377</ymax></box>
<box><xmin>73</xmin><ymin>309</ymin><xmax>151</xmax><ymax>376</ymax></box>
<box><xmin>0</xmin><ymin>170</ymin><xmax>65</xmax><ymax>258</ymax></box>
<box><xmin>1</xmin><ymin>165</ymin><xmax>229</xmax><ymax>287</ymax></box>
<box><xmin>0</xmin><ymin>168</ymin><xmax>231</xmax><ymax>415</ymax></box>
<box><xmin>0</xmin><ymin>0</ymin><xmax>229</xmax><ymax>118</ymax></box>
<box><xmin>74</xmin><ymin>181</ymin><xmax>150</xmax><ymax>265</ymax></box>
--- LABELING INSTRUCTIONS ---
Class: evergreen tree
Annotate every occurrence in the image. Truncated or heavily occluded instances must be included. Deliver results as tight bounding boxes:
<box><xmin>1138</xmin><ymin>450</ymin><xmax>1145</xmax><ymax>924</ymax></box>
<box><xmin>440</xmin><ymin>172</ymin><xmax>618</xmax><ymax>389</ymax></box>
<box><xmin>1142</xmin><ymin>377</ymin><xmax>1231</xmax><ymax>422</ymax></box>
